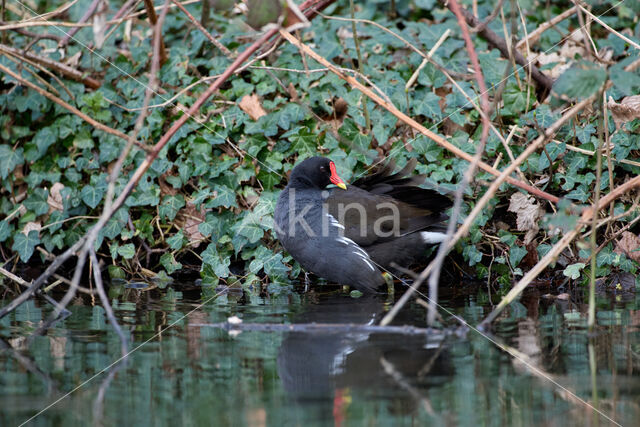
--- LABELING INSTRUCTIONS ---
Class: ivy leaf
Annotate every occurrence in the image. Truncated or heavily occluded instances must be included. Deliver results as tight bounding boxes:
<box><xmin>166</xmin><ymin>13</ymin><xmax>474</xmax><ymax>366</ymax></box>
<box><xmin>117</xmin><ymin>243</ymin><xmax>136</xmax><ymax>259</ymax></box>
<box><xmin>554</xmin><ymin>63</ymin><xmax>607</xmax><ymax>99</ymax></box>
<box><xmin>159</xmin><ymin>194</ymin><xmax>185</xmax><ymax>221</ymax></box>
<box><xmin>201</xmin><ymin>243</ymin><xmax>231</xmax><ymax>277</ymax></box>
<box><xmin>160</xmin><ymin>252</ymin><xmax>182</xmax><ymax>274</ymax></box>
<box><xmin>167</xmin><ymin>230</ymin><xmax>185</xmax><ymax>250</ymax></box>
<box><xmin>509</xmin><ymin>246</ymin><xmax>528</xmax><ymax>267</ymax></box>
<box><xmin>412</xmin><ymin>92</ymin><xmax>442</xmax><ymax>119</ymax></box>
<box><xmin>206</xmin><ymin>185</ymin><xmax>237</xmax><ymax>208</ymax></box>
<box><xmin>0</xmin><ymin>145</ymin><xmax>24</xmax><ymax>179</ymax></box>
<box><xmin>0</xmin><ymin>220</ymin><xmax>12</xmax><ymax>242</ymax></box>
<box><xmin>12</xmin><ymin>230</ymin><xmax>40</xmax><ymax>262</ymax></box>
<box><xmin>563</xmin><ymin>262</ymin><xmax>585</xmax><ymax>280</ymax></box>
<box><xmin>24</xmin><ymin>189</ymin><xmax>49</xmax><ymax>216</ymax></box>
<box><xmin>81</xmin><ymin>185</ymin><xmax>105</xmax><ymax>209</ymax></box>
<box><xmin>285</xmin><ymin>127</ymin><xmax>317</xmax><ymax>159</ymax></box>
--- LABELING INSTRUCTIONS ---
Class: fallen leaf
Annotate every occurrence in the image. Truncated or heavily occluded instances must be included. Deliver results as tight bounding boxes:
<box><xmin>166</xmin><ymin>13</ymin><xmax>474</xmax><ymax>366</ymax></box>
<box><xmin>22</xmin><ymin>221</ymin><xmax>41</xmax><ymax>236</ymax></box>
<box><xmin>614</xmin><ymin>231</ymin><xmax>640</xmax><ymax>263</ymax></box>
<box><xmin>47</xmin><ymin>182</ymin><xmax>65</xmax><ymax>212</ymax></box>
<box><xmin>608</xmin><ymin>95</ymin><xmax>640</xmax><ymax>129</ymax></box>
<box><xmin>239</xmin><ymin>94</ymin><xmax>267</xmax><ymax>121</ymax></box>
<box><xmin>178</xmin><ymin>202</ymin><xmax>205</xmax><ymax>247</ymax></box>
<box><xmin>508</xmin><ymin>192</ymin><xmax>543</xmax><ymax>244</ymax></box>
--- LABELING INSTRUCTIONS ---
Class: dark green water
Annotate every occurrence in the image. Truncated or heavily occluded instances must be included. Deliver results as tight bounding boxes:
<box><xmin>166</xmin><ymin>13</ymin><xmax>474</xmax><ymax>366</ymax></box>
<box><xmin>0</xmin><ymin>284</ymin><xmax>638</xmax><ymax>426</ymax></box>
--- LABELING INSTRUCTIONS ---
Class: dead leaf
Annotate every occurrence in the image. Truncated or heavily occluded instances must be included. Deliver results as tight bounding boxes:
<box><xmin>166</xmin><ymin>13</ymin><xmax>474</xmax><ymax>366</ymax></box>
<box><xmin>615</xmin><ymin>231</ymin><xmax>640</xmax><ymax>263</ymax></box>
<box><xmin>508</xmin><ymin>192</ymin><xmax>543</xmax><ymax>245</ymax></box>
<box><xmin>22</xmin><ymin>221</ymin><xmax>41</xmax><ymax>236</ymax></box>
<box><xmin>158</xmin><ymin>173</ymin><xmax>178</xmax><ymax>197</ymax></box>
<box><xmin>608</xmin><ymin>95</ymin><xmax>640</xmax><ymax>129</ymax></box>
<box><xmin>47</xmin><ymin>182</ymin><xmax>65</xmax><ymax>212</ymax></box>
<box><xmin>239</xmin><ymin>94</ymin><xmax>267</xmax><ymax>121</ymax></box>
<box><xmin>179</xmin><ymin>202</ymin><xmax>205</xmax><ymax>247</ymax></box>
<box><xmin>92</xmin><ymin>0</ymin><xmax>109</xmax><ymax>49</ymax></box>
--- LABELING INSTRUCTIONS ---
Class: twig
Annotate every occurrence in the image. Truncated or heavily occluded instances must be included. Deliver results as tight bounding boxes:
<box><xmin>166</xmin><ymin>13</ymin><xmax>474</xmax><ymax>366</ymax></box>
<box><xmin>0</xmin><ymin>20</ymin><xmax>63</xmax><ymax>42</ymax></box>
<box><xmin>380</xmin><ymin>91</ymin><xmax>601</xmax><ymax>327</ymax></box>
<box><xmin>440</xmin><ymin>0</ymin><xmax>554</xmax><ymax>97</ymax></box>
<box><xmin>479</xmin><ymin>173</ymin><xmax>640</xmax><ymax>327</ymax></box>
<box><xmin>317</xmin><ymin>11</ymin><xmax>472</xmax><ymax>81</ymax></box>
<box><xmin>405</xmin><ymin>28</ymin><xmax>450</xmax><ymax>91</ymax></box>
<box><xmin>470</xmin><ymin>0</ymin><xmax>505</xmax><ymax>33</ymax></box>
<box><xmin>58</xmin><ymin>0</ymin><xmax>102</xmax><ymax>47</ymax></box>
<box><xmin>90</xmin><ymin>248</ymin><xmax>128</xmax><ymax>356</ymax></box>
<box><xmin>0</xmin><ymin>266</ymin><xmax>70</xmax><ymax>315</ymax></box>
<box><xmin>515</xmin><ymin>6</ymin><xmax>577</xmax><ymax>49</ymax></box>
<box><xmin>0</xmin><ymin>43</ymin><xmax>101</xmax><ymax>89</ymax></box>
<box><xmin>575</xmin><ymin>2</ymin><xmax>640</xmax><ymax>51</ymax></box>
<box><xmin>191</xmin><ymin>321</ymin><xmax>453</xmax><ymax>337</ymax></box>
<box><xmin>426</xmin><ymin>0</ymin><xmax>492</xmax><ymax>326</ymax></box>
<box><xmin>348</xmin><ymin>0</ymin><xmax>370</xmax><ymax>132</ymax></box>
<box><xmin>170</xmin><ymin>0</ymin><xmax>232</xmax><ymax>57</ymax></box>
<box><xmin>588</xmin><ymin>97</ymin><xmax>604</xmax><ymax>331</ymax></box>
<box><xmin>143</xmin><ymin>0</ymin><xmax>167</xmax><ymax>65</ymax></box>
<box><xmin>278</xmin><ymin>28</ymin><xmax>559</xmax><ymax>204</ymax></box>
<box><xmin>0</xmin><ymin>62</ymin><xmax>147</xmax><ymax>148</ymax></box>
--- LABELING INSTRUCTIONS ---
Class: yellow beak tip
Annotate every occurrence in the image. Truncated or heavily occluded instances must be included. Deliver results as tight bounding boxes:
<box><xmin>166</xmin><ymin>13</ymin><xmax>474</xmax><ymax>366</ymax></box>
<box><xmin>337</xmin><ymin>183</ymin><xmax>347</xmax><ymax>190</ymax></box>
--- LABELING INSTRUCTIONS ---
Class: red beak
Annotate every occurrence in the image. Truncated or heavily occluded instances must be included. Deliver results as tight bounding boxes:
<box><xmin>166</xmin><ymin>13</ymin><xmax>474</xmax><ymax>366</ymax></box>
<box><xmin>329</xmin><ymin>161</ymin><xmax>347</xmax><ymax>190</ymax></box>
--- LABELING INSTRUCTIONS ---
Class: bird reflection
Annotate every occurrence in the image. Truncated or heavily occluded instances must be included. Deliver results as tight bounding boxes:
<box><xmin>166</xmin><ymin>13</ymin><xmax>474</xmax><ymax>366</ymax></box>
<box><xmin>276</xmin><ymin>293</ymin><xmax>452</xmax><ymax>423</ymax></box>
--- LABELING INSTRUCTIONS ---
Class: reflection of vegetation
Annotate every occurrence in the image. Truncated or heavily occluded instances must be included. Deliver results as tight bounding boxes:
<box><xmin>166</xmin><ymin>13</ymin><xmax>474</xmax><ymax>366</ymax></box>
<box><xmin>1</xmin><ymin>292</ymin><xmax>640</xmax><ymax>424</ymax></box>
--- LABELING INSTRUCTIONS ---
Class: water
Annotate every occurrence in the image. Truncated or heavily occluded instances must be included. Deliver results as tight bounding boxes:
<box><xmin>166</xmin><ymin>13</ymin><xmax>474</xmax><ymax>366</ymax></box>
<box><xmin>0</xmin><ymin>283</ymin><xmax>638</xmax><ymax>426</ymax></box>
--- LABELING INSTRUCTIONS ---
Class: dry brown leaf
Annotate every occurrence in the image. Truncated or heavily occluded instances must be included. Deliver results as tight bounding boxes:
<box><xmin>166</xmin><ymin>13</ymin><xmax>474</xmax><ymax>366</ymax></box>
<box><xmin>608</xmin><ymin>95</ymin><xmax>640</xmax><ymax>128</ymax></box>
<box><xmin>22</xmin><ymin>221</ymin><xmax>41</xmax><ymax>236</ymax></box>
<box><xmin>239</xmin><ymin>94</ymin><xmax>267</xmax><ymax>121</ymax></box>
<box><xmin>158</xmin><ymin>173</ymin><xmax>178</xmax><ymax>197</ymax></box>
<box><xmin>47</xmin><ymin>182</ymin><xmax>65</xmax><ymax>212</ymax></box>
<box><xmin>508</xmin><ymin>192</ymin><xmax>543</xmax><ymax>244</ymax></box>
<box><xmin>180</xmin><ymin>202</ymin><xmax>205</xmax><ymax>247</ymax></box>
<box><xmin>614</xmin><ymin>231</ymin><xmax>640</xmax><ymax>263</ymax></box>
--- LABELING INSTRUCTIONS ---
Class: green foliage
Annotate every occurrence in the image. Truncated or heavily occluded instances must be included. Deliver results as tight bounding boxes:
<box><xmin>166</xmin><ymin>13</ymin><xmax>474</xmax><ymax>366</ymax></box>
<box><xmin>554</xmin><ymin>63</ymin><xmax>607</xmax><ymax>99</ymax></box>
<box><xmin>0</xmin><ymin>0</ymin><xmax>638</xmax><ymax>294</ymax></box>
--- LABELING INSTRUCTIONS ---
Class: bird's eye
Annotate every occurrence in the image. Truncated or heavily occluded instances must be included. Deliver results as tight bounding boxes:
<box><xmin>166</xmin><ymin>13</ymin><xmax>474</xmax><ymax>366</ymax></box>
<box><xmin>319</xmin><ymin>166</ymin><xmax>326</xmax><ymax>172</ymax></box>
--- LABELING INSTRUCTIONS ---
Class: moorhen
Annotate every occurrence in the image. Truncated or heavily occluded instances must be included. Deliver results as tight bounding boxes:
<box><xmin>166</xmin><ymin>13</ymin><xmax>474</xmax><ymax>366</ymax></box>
<box><xmin>274</xmin><ymin>157</ymin><xmax>452</xmax><ymax>292</ymax></box>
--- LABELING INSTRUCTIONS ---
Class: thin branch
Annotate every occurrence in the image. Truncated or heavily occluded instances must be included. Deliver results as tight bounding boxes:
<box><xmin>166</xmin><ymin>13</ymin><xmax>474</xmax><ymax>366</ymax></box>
<box><xmin>58</xmin><ymin>0</ymin><xmax>102</xmax><ymax>47</ymax></box>
<box><xmin>143</xmin><ymin>0</ymin><xmax>167</xmax><ymax>65</ymax></box>
<box><xmin>427</xmin><ymin>0</ymin><xmax>492</xmax><ymax>326</ymax></box>
<box><xmin>515</xmin><ymin>6</ymin><xmax>577</xmax><ymax>49</ymax></box>
<box><xmin>0</xmin><ymin>62</ymin><xmax>144</xmax><ymax>145</ymax></box>
<box><xmin>0</xmin><ymin>43</ymin><xmax>101</xmax><ymax>89</ymax></box>
<box><xmin>575</xmin><ymin>2</ymin><xmax>640</xmax><ymax>51</ymax></box>
<box><xmin>440</xmin><ymin>0</ymin><xmax>554</xmax><ymax>97</ymax></box>
<box><xmin>380</xmin><ymin>91</ymin><xmax>600</xmax><ymax>327</ymax></box>
<box><xmin>278</xmin><ymin>29</ymin><xmax>559</xmax><ymax>204</ymax></box>
<box><xmin>170</xmin><ymin>0</ymin><xmax>232</xmax><ymax>57</ymax></box>
<box><xmin>0</xmin><ymin>266</ymin><xmax>70</xmax><ymax>315</ymax></box>
<box><xmin>480</xmin><ymin>173</ymin><xmax>640</xmax><ymax>327</ymax></box>
<box><xmin>470</xmin><ymin>0</ymin><xmax>505</xmax><ymax>33</ymax></box>
<box><xmin>90</xmin><ymin>248</ymin><xmax>128</xmax><ymax>356</ymax></box>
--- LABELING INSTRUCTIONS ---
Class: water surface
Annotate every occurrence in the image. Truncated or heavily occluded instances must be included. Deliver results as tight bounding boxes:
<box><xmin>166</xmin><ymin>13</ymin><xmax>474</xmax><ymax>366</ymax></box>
<box><xmin>0</xmin><ymin>283</ymin><xmax>638</xmax><ymax>426</ymax></box>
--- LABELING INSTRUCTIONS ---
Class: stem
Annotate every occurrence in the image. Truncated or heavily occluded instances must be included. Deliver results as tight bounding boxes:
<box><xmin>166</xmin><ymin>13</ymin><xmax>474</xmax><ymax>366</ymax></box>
<box><xmin>588</xmin><ymin>102</ymin><xmax>604</xmax><ymax>331</ymax></box>
<box><xmin>349</xmin><ymin>0</ymin><xmax>370</xmax><ymax>132</ymax></box>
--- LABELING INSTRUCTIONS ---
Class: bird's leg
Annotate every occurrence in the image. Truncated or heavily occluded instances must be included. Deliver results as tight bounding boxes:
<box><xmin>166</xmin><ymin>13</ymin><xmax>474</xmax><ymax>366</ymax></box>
<box><xmin>304</xmin><ymin>272</ymin><xmax>311</xmax><ymax>292</ymax></box>
<box><xmin>382</xmin><ymin>272</ymin><xmax>394</xmax><ymax>295</ymax></box>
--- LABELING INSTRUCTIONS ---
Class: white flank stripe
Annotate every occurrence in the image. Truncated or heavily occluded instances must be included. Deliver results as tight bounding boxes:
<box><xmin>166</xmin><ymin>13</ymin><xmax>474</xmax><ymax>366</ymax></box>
<box><xmin>420</xmin><ymin>231</ymin><xmax>448</xmax><ymax>244</ymax></box>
